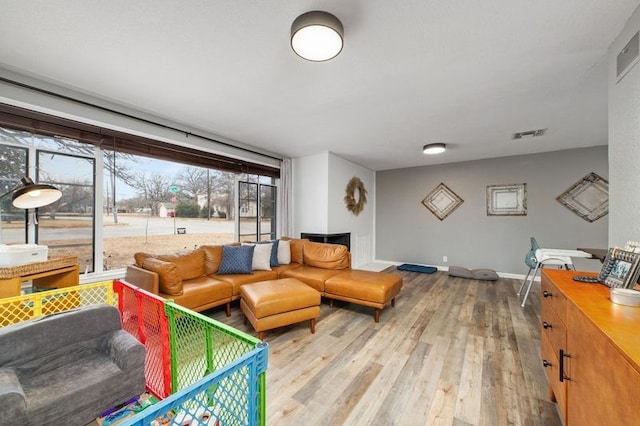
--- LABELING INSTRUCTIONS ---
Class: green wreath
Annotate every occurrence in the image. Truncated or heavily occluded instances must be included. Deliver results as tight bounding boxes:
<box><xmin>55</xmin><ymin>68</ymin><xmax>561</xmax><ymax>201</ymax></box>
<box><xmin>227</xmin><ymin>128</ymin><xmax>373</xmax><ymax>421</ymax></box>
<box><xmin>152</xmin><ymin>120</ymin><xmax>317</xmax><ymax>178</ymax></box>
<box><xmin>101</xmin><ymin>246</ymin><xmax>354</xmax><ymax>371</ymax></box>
<box><xmin>344</xmin><ymin>176</ymin><xmax>367</xmax><ymax>215</ymax></box>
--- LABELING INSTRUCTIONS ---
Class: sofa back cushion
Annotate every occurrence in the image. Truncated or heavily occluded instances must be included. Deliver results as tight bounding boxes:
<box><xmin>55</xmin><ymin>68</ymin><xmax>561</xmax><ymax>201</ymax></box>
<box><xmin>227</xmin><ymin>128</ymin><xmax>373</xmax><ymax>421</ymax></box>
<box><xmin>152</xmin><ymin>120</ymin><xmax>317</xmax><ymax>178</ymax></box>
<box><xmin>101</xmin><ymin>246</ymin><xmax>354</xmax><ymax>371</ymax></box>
<box><xmin>134</xmin><ymin>249</ymin><xmax>205</xmax><ymax>281</ymax></box>
<box><xmin>303</xmin><ymin>241</ymin><xmax>350</xmax><ymax>270</ymax></box>
<box><xmin>200</xmin><ymin>245</ymin><xmax>223</xmax><ymax>275</ymax></box>
<box><xmin>156</xmin><ymin>249</ymin><xmax>206</xmax><ymax>281</ymax></box>
<box><xmin>134</xmin><ymin>252</ymin><xmax>153</xmax><ymax>267</ymax></box>
<box><xmin>0</xmin><ymin>304</ymin><xmax>122</xmax><ymax>367</ymax></box>
<box><xmin>282</xmin><ymin>237</ymin><xmax>307</xmax><ymax>264</ymax></box>
<box><xmin>142</xmin><ymin>258</ymin><xmax>184</xmax><ymax>296</ymax></box>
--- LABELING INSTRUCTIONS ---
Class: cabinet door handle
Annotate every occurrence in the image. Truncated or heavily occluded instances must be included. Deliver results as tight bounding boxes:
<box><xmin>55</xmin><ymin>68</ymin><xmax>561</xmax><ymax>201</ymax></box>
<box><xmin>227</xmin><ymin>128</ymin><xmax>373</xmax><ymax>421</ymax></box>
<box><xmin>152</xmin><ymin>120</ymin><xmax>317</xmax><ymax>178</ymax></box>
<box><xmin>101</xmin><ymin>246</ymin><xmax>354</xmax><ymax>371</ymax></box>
<box><xmin>543</xmin><ymin>290</ymin><xmax>552</xmax><ymax>298</ymax></box>
<box><xmin>559</xmin><ymin>349</ymin><xmax>571</xmax><ymax>382</ymax></box>
<box><xmin>542</xmin><ymin>360</ymin><xmax>552</xmax><ymax>368</ymax></box>
<box><xmin>543</xmin><ymin>321</ymin><xmax>552</xmax><ymax>329</ymax></box>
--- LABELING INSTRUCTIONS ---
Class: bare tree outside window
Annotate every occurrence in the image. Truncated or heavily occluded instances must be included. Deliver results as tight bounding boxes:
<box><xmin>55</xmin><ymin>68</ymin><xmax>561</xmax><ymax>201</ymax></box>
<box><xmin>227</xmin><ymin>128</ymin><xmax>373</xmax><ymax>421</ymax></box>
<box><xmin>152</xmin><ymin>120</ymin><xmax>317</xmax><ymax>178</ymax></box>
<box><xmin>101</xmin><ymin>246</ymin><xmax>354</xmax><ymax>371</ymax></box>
<box><xmin>0</xmin><ymin>125</ymin><xmax>277</xmax><ymax>274</ymax></box>
<box><xmin>0</xmin><ymin>143</ymin><xmax>28</xmax><ymax>244</ymax></box>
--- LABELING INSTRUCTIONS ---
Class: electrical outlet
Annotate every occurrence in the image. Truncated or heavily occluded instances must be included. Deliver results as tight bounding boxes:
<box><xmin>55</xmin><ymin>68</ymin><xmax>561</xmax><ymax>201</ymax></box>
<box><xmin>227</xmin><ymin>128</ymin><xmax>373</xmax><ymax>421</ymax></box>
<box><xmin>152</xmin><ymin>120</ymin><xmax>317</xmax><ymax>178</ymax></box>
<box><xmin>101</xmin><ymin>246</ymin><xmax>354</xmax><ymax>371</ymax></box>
<box><xmin>443</xmin><ymin>256</ymin><xmax>448</xmax><ymax>263</ymax></box>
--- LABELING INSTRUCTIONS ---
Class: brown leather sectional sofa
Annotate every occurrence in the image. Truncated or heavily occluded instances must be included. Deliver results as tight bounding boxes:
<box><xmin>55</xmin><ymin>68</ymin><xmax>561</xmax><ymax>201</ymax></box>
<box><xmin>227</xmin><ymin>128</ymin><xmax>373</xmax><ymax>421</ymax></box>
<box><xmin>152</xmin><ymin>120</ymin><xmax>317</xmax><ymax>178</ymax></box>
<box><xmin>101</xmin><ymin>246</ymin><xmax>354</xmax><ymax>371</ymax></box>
<box><xmin>124</xmin><ymin>238</ymin><xmax>402</xmax><ymax>322</ymax></box>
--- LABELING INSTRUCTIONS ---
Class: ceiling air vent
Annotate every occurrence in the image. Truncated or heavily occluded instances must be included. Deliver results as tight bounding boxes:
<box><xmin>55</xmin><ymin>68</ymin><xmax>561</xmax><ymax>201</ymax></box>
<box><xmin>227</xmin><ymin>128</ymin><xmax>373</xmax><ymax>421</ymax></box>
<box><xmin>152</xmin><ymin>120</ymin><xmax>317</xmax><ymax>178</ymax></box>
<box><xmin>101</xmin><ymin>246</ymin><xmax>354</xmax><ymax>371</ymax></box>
<box><xmin>617</xmin><ymin>31</ymin><xmax>639</xmax><ymax>83</ymax></box>
<box><xmin>512</xmin><ymin>128</ymin><xmax>547</xmax><ymax>140</ymax></box>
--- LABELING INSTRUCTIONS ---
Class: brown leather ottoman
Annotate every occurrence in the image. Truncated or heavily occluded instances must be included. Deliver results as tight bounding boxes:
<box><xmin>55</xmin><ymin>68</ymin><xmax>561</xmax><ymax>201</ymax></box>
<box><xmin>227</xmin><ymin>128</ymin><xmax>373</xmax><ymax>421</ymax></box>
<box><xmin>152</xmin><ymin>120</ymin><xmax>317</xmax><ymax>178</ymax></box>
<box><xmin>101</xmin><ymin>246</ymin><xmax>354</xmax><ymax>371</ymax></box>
<box><xmin>324</xmin><ymin>270</ymin><xmax>402</xmax><ymax>322</ymax></box>
<box><xmin>240</xmin><ymin>278</ymin><xmax>321</xmax><ymax>340</ymax></box>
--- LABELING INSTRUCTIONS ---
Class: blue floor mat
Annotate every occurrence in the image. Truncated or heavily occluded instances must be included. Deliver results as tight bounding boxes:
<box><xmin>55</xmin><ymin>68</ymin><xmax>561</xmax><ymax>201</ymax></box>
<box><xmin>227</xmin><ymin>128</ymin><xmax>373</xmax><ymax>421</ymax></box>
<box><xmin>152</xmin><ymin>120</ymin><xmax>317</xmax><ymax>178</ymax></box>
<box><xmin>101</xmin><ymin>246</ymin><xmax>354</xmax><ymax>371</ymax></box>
<box><xmin>397</xmin><ymin>264</ymin><xmax>437</xmax><ymax>274</ymax></box>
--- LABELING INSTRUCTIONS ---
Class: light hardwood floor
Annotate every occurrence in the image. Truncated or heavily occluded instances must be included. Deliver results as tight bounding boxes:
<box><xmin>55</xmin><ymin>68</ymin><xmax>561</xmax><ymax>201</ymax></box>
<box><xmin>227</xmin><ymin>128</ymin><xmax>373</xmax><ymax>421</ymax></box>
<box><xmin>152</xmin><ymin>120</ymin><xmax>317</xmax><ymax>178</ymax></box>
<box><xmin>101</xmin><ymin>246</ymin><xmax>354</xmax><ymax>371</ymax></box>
<box><xmin>206</xmin><ymin>269</ymin><xmax>562</xmax><ymax>426</ymax></box>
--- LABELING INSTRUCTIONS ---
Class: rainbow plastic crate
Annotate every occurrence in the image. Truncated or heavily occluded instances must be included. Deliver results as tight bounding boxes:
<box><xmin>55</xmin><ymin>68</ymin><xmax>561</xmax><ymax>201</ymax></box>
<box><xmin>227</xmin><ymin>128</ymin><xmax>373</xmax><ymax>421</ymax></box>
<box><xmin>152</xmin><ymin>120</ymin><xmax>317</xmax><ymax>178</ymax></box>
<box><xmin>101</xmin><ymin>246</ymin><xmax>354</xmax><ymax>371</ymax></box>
<box><xmin>0</xmin><ymin>281</ymin><xmax>116</xmax><ymax>326</ymax></box>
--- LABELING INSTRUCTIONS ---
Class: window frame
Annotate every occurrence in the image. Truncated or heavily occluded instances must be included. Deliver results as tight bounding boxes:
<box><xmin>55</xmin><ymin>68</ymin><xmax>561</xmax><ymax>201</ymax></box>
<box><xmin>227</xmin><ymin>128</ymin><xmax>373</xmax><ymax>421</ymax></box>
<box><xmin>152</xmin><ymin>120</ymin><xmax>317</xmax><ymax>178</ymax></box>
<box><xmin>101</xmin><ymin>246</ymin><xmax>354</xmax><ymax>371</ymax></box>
<box><xmin>35</xmin><ymin>148</ymin><xmax>97</xmax><ymax>273</ymax></box>
<box><xmin>0</xmin><ymin>104</ymin><xmax>281</xmax><ymax>281</ymax></box>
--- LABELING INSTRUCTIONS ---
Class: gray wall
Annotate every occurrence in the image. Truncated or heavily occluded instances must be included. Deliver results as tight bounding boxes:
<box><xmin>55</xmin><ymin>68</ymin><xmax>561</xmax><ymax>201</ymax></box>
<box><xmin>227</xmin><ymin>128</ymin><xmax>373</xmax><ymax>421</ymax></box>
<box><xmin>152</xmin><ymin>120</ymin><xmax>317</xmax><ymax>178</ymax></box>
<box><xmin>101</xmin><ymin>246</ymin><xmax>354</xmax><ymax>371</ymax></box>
<box><xmin>608</xmin><ymin>6</ymin><xmax>640</xmax><ymax>247</ymax></box>
<box><xmin>376</xmin><ymin>146</ymin><xmax>608</xmax><ymax>275</ymax></box>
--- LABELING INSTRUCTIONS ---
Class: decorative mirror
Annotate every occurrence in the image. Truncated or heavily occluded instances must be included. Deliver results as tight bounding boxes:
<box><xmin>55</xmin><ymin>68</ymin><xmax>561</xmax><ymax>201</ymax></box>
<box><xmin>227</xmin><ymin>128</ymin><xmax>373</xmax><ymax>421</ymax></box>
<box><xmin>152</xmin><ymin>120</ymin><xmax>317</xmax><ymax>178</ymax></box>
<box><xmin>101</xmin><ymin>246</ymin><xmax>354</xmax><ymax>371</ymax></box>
<box><xmin>422</xmin><ymin>183</ymin><xmax>464</xmax><ymax>221</ymax></box>
<box><xmin>556</xmin><ymin>172</ymin><xmax>608</xmax><ymax>222</ymax></box>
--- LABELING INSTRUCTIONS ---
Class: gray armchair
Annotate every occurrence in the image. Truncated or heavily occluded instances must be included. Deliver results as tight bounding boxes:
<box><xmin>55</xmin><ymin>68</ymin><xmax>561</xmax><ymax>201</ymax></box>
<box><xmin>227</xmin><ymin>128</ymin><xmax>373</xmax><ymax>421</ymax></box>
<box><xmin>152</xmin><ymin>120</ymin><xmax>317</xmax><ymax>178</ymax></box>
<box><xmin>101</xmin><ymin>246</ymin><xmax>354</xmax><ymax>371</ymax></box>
<box><xmin>0</xmin><ymin>304</ymin><xmax>145</xmax><ymax>425</ymax></box>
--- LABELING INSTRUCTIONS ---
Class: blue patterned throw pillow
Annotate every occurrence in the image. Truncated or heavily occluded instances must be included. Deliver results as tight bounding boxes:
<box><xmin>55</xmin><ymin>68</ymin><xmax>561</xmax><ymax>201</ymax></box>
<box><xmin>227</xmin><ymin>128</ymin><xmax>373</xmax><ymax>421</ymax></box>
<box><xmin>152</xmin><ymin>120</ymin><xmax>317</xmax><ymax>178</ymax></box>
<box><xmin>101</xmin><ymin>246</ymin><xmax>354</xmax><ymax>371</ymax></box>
<box><xmin>217</xmin><ymin>245</ymin><xmax>255</xmax><ymax>274</ymax></box>
<box><xmin>257</xmin><ymin>240</ymin><xmax>280</xmax><ymax>267</ymax></box>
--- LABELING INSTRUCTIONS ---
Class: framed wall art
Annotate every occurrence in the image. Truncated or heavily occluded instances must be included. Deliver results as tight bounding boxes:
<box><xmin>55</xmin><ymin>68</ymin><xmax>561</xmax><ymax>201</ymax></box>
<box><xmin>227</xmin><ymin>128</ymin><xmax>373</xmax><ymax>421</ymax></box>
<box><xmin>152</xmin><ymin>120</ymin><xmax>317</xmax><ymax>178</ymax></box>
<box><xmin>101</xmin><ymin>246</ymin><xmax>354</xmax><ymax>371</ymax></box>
<box><xmin>486</xmin><ymin>183</ymin><xmax>527</xmax><ymax>216</ymax></box>
<box><xmin>599</xmin><ymin>248</ymin><xmax>640</xmax><ymax>289</ymax></box>
<box><xmin>556</xmin><ymin>172</ymin><xmax>608</xmax><ymax>222</ymax></box>
<box><xmin>421</xmin><ymin>183</ymin><xmax>463</xmax><ymax>221</ymax></box>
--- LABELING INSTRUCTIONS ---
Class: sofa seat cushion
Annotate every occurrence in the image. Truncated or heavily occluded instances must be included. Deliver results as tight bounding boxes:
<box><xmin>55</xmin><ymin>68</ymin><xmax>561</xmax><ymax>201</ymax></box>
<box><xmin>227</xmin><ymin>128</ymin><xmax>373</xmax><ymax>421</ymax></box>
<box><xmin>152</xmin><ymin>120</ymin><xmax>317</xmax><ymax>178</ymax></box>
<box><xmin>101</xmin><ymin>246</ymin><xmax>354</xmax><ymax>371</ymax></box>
<box><xmin>166</xmin><ymin>277</ymin><xmax>232</xmax><ymax>310</ymax></box>
<box><xmin>272</xmin><ymin>262</ymin><xmax>302</xmax><ymax>277</ymax></box>
<box><xmin>22</xmin><ymin>351</ymin><xmax>122</xmax><ymax>423</ymax></box>
<box><xmin>325</xmin><ymin>270</ymin><xmax>403</xmax><ymax>308</ymax></box>
<box><xmin>215</xmin><ymin>270</ymin><xmax>278</xmax><ymax>297</ymax></box>
<box><xmin>280</xmin><ymin>266</ymin><xmax>344</xmax><ymax>292</ymax></box>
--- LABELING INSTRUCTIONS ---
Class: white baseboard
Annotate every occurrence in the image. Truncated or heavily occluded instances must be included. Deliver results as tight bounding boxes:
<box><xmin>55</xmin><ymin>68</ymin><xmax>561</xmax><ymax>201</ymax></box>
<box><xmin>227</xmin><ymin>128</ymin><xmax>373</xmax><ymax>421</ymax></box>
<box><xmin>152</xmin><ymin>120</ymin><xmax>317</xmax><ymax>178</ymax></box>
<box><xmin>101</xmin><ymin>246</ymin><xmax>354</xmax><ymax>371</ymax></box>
<box><xmin>373</xmin><ymin>259</ymin><xmax>536</xmax><ymax>281</ymax></box>
<box><xmin>357</xmin><ymin>262</ymin><xmax>396</xmax><ymax>272</ymax></box>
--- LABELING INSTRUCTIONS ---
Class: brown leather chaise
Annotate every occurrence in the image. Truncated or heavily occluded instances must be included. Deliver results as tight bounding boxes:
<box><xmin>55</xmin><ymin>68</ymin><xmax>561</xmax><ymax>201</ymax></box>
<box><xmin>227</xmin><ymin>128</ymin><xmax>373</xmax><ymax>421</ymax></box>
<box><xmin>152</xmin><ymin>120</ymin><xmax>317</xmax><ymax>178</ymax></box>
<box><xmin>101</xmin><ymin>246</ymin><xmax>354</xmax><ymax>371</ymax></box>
<box><xmin>325</xmin><ymin>269</ymin><xmax>402</xmax><ymax>322</ymax></box>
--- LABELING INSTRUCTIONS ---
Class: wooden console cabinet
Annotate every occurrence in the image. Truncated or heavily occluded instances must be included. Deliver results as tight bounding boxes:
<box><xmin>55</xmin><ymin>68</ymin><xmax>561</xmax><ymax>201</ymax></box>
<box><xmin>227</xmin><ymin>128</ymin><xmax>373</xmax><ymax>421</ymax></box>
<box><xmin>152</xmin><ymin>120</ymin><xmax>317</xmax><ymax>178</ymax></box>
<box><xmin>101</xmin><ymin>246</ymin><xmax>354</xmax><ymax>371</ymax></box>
<box><xmin>541</xmin><ymin>269</ymin><xmax>640</xmax><ymax>425</ymax></box>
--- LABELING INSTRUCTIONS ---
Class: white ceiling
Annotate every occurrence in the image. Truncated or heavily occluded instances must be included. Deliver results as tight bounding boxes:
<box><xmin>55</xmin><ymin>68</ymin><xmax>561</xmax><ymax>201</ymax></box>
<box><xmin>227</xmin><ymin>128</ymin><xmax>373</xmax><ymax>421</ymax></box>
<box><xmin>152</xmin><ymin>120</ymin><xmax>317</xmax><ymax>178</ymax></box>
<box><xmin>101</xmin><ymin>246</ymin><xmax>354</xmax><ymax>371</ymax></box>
<box><xmin>1</xmin><ymin>1</ymin><xmax>639</xmax><ymax>171</ymax></box>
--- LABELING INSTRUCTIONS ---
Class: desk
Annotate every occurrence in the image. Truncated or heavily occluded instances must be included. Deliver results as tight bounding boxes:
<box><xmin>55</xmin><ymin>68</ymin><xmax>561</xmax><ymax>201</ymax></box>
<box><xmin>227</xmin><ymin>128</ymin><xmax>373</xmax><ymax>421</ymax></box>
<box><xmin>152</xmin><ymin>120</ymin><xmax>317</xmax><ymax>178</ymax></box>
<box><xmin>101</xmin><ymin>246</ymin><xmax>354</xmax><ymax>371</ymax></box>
<box><xmin>0</xmin><ymin>256</ymin><xmax>80</xmax><ymax>298</ymax></box>
<box><xmin>577</xmin><ymin>247</ymin><xmax>608</xmax><ymax>262</ymax></box>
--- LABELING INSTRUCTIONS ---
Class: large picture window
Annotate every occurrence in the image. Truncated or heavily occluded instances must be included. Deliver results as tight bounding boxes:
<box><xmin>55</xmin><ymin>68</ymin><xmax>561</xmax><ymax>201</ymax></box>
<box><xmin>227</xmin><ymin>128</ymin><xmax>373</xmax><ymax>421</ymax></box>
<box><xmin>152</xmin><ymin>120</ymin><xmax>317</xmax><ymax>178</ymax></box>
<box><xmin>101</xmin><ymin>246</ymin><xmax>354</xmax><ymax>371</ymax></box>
<box><xmin>37</xmin><ymin>149</ymin><xmax>96</xmax><ymax>272</ymax></box>
<box><xmin>238</xmin><ymin>178</ymin><xmax>277</xmax><ymax>242</ymax></box>
<box><xmin>0</xmin><ymin>138</ymin><xmax>28</xmax><ymax>245</ymax></box>
<box><xmin>0</xmin><ymin>106</ymin><xmax>280</xmax><ymax>278</ymax></box>
<box><xmin>100</xmin><ymin>152</ymin><xmax>241</xmax><ymax>270</ymax></box>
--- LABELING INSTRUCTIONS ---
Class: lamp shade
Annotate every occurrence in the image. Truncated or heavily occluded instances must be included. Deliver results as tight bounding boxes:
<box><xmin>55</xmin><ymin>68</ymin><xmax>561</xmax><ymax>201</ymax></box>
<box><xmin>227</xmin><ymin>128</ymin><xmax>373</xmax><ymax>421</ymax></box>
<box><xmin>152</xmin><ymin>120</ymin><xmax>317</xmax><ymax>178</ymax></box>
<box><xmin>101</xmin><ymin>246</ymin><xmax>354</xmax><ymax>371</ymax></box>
<box><xmin>423</xmin><ymin>143</ymin><xmax>447</xmax><ymax>155</ymax></box>
<box><xmin>11</xmin><ymin>177</ymin><xmax>62</xmax><ymax>209</ymax></box>
<box><xmin>291</xmin><ymin>11</ymin><xmax>343</xmax><ymax>61</ymax></box>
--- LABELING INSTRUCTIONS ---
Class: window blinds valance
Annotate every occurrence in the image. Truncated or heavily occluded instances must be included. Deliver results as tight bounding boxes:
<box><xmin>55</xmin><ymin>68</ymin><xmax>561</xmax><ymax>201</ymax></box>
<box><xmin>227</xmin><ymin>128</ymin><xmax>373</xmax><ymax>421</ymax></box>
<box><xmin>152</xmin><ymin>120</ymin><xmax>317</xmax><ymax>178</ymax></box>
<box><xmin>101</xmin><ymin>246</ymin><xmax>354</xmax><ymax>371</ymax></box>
<box><xmin>0</xmin><ymin>103</ymin><xmax>281</xmax><ymax>178</ymax></box>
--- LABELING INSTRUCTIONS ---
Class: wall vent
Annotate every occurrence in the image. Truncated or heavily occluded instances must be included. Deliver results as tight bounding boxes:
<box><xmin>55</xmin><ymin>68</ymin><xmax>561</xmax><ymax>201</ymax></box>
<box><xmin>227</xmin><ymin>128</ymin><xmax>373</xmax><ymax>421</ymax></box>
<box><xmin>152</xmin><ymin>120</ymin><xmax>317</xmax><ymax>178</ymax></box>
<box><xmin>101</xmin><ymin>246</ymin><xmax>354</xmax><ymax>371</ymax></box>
<box><xmin>617</xmin><ymin>31</ymin><xmax>639</xmax><ymax>83</ymax></box>
<box><xmin>512</xmin><ymin>128</ymin><xmax>547</xmax><ymax>140</ymax></box>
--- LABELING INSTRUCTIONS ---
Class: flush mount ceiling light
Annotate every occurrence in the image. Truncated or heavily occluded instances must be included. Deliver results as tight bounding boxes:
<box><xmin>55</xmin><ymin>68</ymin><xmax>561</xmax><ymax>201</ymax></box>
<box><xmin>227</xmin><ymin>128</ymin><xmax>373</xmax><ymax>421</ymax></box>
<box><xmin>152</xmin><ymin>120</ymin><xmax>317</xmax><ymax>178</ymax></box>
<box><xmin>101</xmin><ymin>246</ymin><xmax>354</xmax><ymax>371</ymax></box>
<box><xmin>423</xmin><ymin>143</ymin><xmax>447</xmax><ymax>155</ymax></box>
<box><xmin>291</xmin><ymin>11</ymin><xmax>343</xmax><ymax>61</ymax></box>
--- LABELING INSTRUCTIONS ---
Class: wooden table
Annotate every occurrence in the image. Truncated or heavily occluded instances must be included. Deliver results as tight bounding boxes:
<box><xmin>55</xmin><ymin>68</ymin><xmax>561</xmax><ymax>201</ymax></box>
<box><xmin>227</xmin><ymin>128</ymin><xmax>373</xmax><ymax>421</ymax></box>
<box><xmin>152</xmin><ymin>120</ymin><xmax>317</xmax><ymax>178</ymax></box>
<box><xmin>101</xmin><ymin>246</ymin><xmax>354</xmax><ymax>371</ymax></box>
<box><xmin>0</xmin><ymin>256</ymin><xmax>80</xmax><ymax>298</ymax></box>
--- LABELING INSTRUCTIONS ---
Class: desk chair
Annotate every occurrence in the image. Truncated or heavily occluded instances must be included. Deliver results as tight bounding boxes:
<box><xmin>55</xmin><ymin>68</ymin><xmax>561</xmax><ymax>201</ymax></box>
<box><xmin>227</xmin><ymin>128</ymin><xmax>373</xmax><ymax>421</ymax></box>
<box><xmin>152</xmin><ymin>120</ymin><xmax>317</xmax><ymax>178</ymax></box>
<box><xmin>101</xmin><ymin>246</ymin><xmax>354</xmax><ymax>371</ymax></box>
<box><xmin>517</xmin><ymin>238</ymin><xmax>591</xmax><ymax>307</ymax></box>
